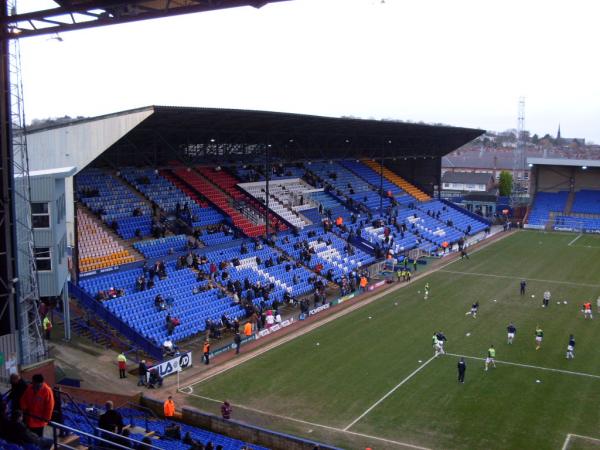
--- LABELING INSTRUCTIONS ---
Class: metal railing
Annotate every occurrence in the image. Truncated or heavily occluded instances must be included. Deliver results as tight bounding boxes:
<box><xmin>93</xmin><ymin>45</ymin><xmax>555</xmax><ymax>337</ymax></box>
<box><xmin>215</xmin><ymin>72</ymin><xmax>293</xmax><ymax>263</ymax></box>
<box><xmin>117</xmin><ymin>401</ymin><xmax>159</xmax><ymax>432</ymax></box>
<box><xmin>68</xmin><ymin>282</ymin><xmax>163</xmax><ymax>359</ymax></box>
<box><xmin>48</xmin><ymin>421</ymin><xmax>164</xmax><ymax>450</ymax></box>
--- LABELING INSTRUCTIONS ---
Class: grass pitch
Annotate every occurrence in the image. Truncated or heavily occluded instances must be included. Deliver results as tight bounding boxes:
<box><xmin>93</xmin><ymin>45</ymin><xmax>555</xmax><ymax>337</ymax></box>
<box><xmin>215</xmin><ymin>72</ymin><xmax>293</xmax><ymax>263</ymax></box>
<box><xmin>184</xmin><ymin>231</ymin><xmax>600</xmax><ymax>450</ymax></box>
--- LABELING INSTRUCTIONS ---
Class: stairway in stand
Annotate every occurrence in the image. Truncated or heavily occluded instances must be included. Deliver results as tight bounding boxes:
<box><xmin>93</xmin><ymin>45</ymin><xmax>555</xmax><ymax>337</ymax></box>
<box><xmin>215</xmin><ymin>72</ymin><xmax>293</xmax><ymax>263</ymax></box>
<box><xmin>170</xmin><ymin>167</ymin><xmax>271</xmax><ymax>237</ymax></box>
<box><xmin>564</xmin><ymin>190</ymin><xmax>575</xmax><ymax>215</ymax></box>
<box><xmin>198</xmin><ymin>166</ymin><xmax>286</xmax><ymax>231</ymax></box>
<box><xmin>362</xmin><ymin>160</ymin><xmax>431</xmax><ymax>201</ymax></box>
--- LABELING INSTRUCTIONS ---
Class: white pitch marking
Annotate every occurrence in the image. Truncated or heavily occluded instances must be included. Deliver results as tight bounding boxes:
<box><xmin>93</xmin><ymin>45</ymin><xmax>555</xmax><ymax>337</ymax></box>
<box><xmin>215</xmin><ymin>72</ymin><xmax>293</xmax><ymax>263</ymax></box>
<box><xmin>446</xmin><ymin>353</ymin><xmax>600</xmax><ymax>380</ymax></box>
<box><xmin>180</xmin><ymin>386</ymin><xmax>193</xmax><ymax>395</ymax></box>
<box><xmin>182</xmin><ymin>391</ymin><xmax>431</xmax><ymax>450</ymax></box>
<box><xmin>561</xmin><ymin>434</ymin><xmax>572</xmax><ymax>450</ymax></box>
<box><xmin>179</xmin><ymin>230</ymin><xmax>512</xmax><ymax>392</ymax></box>
<box><xmin>438</xmin><ymin>270</ymin><xmax>600</xmax><ymax>289</ymax></box>
<box><xmin>343</xmin><ymin>355</ymin><xmax>437</xmax><ymax>431</ymax></box>
<box><xmin>568</xmin><ymin>234</ymin><xmax>583</xmax><ymax>246</ymax></box>
<box><xmin>561</xmin><ymin>433</ymin><xmax>600</xmax><ymax>450</ymax></box>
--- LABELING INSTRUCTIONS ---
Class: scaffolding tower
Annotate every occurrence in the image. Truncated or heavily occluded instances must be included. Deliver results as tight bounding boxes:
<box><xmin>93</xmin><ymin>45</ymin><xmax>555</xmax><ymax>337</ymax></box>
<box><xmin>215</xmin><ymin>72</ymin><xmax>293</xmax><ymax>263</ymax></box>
<box><xmin>7</xmin><ymin>1</ymin><xmax>46</xmax><ymax>366</ymax></box>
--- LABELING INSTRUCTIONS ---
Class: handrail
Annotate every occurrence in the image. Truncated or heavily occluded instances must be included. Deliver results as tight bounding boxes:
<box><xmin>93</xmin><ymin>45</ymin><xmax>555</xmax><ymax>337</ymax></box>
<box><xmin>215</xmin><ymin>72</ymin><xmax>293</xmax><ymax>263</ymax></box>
<box><xmin>117</xmin><ymin>401</ymin><xmax>159</xmax><ymax>432</ymax></box>
<box><xmin>68</xmin><ymin>282</ymin><xmax>163</xmax><ymax>359</ymax></box>
<box><xmin>440</xmin><ymin>198</ymin><xmax>492</xmax><ymax>226</ymax></box>
<box><xmin>58</xmin><ymin>389</ymin><xmax>96</xmax><ymax>434</ymax></box>
<box><xmin>60</xmin><ymin>308</ymin><xmax>132</xmax><ymax>354</ymax></box>
<box><xmin>93</xmin><ymin>426</ymin><xmax>163</xmax><ymax>450</ymax></box>
<box><xmin>49</xmin><ymin>420</ymin><xmax>156</xmax><ymax>450</ymax></box>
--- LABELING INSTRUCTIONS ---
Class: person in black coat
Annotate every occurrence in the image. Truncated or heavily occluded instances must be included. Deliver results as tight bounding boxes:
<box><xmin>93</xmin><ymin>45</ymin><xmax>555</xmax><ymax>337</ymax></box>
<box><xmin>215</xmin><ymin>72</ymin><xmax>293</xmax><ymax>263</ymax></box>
<box><xmin>5</xmin><ymin>408</ymin><xmax>52</xmax><ymax>449</ymax></box>
<box><xmin>234</xmin><ymin>332</ymin><xmax>242</xmax><ymax>354</ymax></box>
<box><xmin>7</xmin><ymin>374</ymin><xmax>28</xmax><ymax>413</ymax></box>
<box><xmin>138</xmin><ymin>360</ymin><xmax>148</xmax><ymax>386</ymax></box>
<box><xmin>98</xmin><ymin>401</ymin><xmax>124</xmax><ymax>435</ymax></box>
<box><xmin>457</xmin><ymin>357</ymin><xmax>466</xmax><ymax>383</ymax></box>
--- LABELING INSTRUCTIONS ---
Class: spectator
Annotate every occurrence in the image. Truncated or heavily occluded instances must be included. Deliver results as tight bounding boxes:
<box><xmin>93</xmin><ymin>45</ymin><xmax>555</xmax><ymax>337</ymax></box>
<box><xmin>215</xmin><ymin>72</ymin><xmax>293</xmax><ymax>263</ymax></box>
<box><xmin>203</xmin><ymin>339</ymin><xmax>211</xmax><ymax>365</ymax></box>
<box><xmin>6</xmin><ymin>408</ymin><xmax>53</xmax><ymax>449</ymax></box>
<box><xmin>147</xmin><ymin>368</ymin><xmax>163</xmax><ymax>389</ymax></box>
<box><xmin>265</xmin><ymin>310</ymin><xmax>275</xmax><ymax>328</ymax></box>
<box><xmin>234</xmin><ymin>332</ymin><xmax>242</xmax><ymax>354</ymax></box>
<box><xmin>163</xmin><ymin>395</ymin><xmax>175</xmax><ymax>418</ymax></box>
<box><xmin>7</xmin><ymin>373</ymin><xmax>28</xmax><ymax>413</ymax></box>
<box><xmin>138</xmin><ymin>360</ymin><xmax>148</xmax><ymax>386</ymax></box>
<box><xmin>20</xmin><ymin>373</ymin><xmax>54</xmax><ymax>437</ymax></box>
<box><xmin>183</xmin><ymin>431</ymin><xmax>205</xmax><ymax>449</ymax></box>
<box><xmin>139</xmin><ymin>436</ymin><xmax>154</xmax><ymax>449</ymax></box>
<box><xmin>164</xmin><ymin>422</ymin><xmax>181</xmax><ymax>440</ymax></box>
<box><xmin>163</xmin><ymin>339</ymin><xmax>175</xmax><ymax>356</ymax></box>
<box><xmin>113</xmin><ymin>428</ymin><xmax>133</xmax><ymax>448</ymax></box>
<box><xmin>98</xmin><ymin>400</ymin><xmax>124</xmax><ymax>434</ymax></box>
<box><xmin>0</xmin><ymin>400</ymin><xmax>10</xmax><ymax>441</ymax></box>
<box><xmin>221</xmin><ymin>401</ymin><xmax>232</xmax><ymax>420</ymax></box>
<box><xmin>51</xmin><ymin>385</ymin><xmax>67</xmax><ymax>437</ymax></box>
<box><xmin>244</xmin><ymin>321</ymin><xmax>253</xmax><ymax>337</ymax></box>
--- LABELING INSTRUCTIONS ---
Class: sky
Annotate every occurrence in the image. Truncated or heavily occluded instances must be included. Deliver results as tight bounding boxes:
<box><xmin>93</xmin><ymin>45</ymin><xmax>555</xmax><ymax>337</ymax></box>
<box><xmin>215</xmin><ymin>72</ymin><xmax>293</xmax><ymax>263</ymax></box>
<box><xmin>17</xmin><ymin>0</ymin><xmax>600</xmax><ymax>142</ymax></box>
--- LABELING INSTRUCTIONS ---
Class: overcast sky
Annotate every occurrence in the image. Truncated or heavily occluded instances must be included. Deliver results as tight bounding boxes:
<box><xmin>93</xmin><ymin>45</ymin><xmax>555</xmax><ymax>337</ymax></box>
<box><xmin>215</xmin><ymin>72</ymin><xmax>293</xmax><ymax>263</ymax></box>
<box><xmin>18</xmin><ymin>0</ymin><xmax>600</xmax><ymax>142</ymax></box>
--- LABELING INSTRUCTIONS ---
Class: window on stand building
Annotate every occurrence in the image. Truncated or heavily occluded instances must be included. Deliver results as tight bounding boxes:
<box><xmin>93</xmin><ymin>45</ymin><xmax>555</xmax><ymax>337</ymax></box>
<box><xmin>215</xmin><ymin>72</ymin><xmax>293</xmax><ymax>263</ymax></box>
<box><xmin>34</xmin><ymin>247</ymin><xmax>52</xmax><ymax>271</ymax></box>
<box><xmin>32</xmin><ymin>202</ymin><xmax>50</xmax><ymax>228</ymax></box>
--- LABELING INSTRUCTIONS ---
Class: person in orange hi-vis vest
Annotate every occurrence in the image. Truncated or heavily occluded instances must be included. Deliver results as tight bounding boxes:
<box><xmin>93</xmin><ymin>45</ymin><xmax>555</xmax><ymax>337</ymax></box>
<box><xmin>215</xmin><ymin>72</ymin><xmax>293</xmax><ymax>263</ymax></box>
<box><xmin>20</xmin><ymin>373</ymin><xmax>55</xmax><ymax>437</ymax></box>
<box><xmin>360</xmin><ymin>276</ymin><xmax>368</xmax><ymax>292</ymax></box>
<box><xmin>203</xmin><ymin>339</ymin><xmax>210</xmax><ymax>365</ymax></box>
<box><xmin>164</xmin><ymin>396</ymin><xmax>175</xmax><ymax>418</ymax></box>
<box><xmin>336</xmin><ymin>216</ymin><xmax>343</xmax><ymax>226</ymax></box>
<box><xmin>244</xmin><ymin>321</ymin><xmax>253</xmax><ymax>337</ymax></box>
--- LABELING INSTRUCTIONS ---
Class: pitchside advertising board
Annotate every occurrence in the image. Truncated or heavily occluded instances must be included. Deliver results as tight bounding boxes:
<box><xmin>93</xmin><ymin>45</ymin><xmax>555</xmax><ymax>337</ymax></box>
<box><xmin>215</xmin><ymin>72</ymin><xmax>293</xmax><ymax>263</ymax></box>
<box><xmin>153</xmin><ymin>351</ymin><xmax>192</xmax><ymax>378</ymax></box>
<box><xmin>255</xmin><ymin>318</ymin><xmax>294</xmax><ymax>339</ymax></box>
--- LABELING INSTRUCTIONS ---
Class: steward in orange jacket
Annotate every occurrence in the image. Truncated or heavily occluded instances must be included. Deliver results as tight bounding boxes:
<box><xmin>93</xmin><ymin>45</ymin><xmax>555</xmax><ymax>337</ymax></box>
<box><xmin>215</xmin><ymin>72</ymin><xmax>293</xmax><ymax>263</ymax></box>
<box><xmin>164</xmin><ymin>396</ymin><xmax>175</xmax><ymax>417</ymax></box>
<box><xmin>20</xmin><ymin>374</ymin><xmax>55</xmax><ymax>433</ymax></box>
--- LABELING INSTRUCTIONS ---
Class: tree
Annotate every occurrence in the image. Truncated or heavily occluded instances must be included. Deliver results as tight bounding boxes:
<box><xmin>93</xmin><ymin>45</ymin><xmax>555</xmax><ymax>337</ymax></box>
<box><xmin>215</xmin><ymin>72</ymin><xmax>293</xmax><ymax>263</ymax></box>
<box><xmin>498</xmin><ymin>171</ymin><xmax>513</xmax><ymax>196</ymax></box>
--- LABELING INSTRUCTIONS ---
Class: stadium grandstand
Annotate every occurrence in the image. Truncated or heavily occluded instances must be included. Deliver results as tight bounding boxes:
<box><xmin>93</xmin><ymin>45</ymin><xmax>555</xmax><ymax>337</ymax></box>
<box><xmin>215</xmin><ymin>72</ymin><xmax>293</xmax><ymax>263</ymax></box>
<box><xmin>0</xmin><ymin>102</ymin><xmax>496</xmax><ymax>449</ymax></box>
<box><xmin>524</xmin><ymin>158</ymin><xmax>600</xmax><ymax>233</ymax></box>
<box><xmin>0</xmin><ymin>2</ymin><xmax>530</xmax><ymax>450</ymax></box>
<box><xmin>3</xmin><ymin>1</ymin><xmax>600</xmax><ymax>449</ymax></box>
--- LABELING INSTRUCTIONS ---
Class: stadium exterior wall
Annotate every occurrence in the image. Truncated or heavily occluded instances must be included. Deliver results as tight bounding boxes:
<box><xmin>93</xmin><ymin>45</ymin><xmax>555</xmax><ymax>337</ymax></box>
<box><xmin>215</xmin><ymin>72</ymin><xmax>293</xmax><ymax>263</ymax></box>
<box><xmin>26</xmin><ymin>108</ymin><xmax>153</xmax><ymax>245</ymax></box>
<box><xmin>28</xmin><ymin>169</ymin><xmax>75</xmax><ymax>297</ymax></box>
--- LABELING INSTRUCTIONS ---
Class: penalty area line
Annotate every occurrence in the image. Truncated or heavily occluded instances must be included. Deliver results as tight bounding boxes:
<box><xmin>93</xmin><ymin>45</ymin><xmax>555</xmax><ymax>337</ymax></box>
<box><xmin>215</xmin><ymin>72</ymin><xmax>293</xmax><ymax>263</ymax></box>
<box><xmin>568</xmin><ymin>234</ymin><xmax>582</xmax><ymax>246</ymax></box>
<box><xmin>437</xmin><ymin>270</ymin><xmax>600</xmax><ymax>288</ymax></box>
<box><xmin>180</xmin><ymin>390</ymin><xmax>431</xmax><ymax>450</ymax></box>
<box><xmin>446</xmin><ymin>353</ymin><xmax>600</xmax><ymax>380</ymax></box>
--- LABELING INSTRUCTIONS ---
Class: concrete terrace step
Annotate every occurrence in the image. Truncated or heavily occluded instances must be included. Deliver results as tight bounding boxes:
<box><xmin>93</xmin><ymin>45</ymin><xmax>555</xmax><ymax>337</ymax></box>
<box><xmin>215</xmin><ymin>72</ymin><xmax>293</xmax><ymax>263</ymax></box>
<box><xmin>362</xmin><ymin>159</ymin><xmax>431</xmax><ymax>201</ymax></box>
<box><xmin>77</xmin><ymin>205</ymin><xmax>145</xmax><ymax>269</ymax></box>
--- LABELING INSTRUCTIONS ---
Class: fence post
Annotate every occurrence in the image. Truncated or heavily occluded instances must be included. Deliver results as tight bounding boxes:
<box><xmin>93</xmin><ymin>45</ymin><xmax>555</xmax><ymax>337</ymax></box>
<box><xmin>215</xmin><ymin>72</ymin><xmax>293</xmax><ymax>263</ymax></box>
<box><xmin>52</xmin><ymin>424</ymin><xmax>58</xmax><ymax>448</ymax></box>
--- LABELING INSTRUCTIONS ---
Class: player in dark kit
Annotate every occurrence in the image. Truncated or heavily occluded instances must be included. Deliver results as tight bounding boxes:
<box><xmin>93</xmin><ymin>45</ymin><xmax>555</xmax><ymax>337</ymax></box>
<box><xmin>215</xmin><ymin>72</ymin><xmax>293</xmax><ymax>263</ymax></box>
<box><xmin>520</xmin><ymin>280</ymin><xmax>527</xmax><ymax>296</ymax></box>
<box><xmin>566</xmin><ymin>334</ymin><xmax>575</xmax><ymax>359</ymax></box>
<box><xmin>507</xmin><ymin>322</ymin><xmax>517</xmax><ymax>344</ymax></box>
